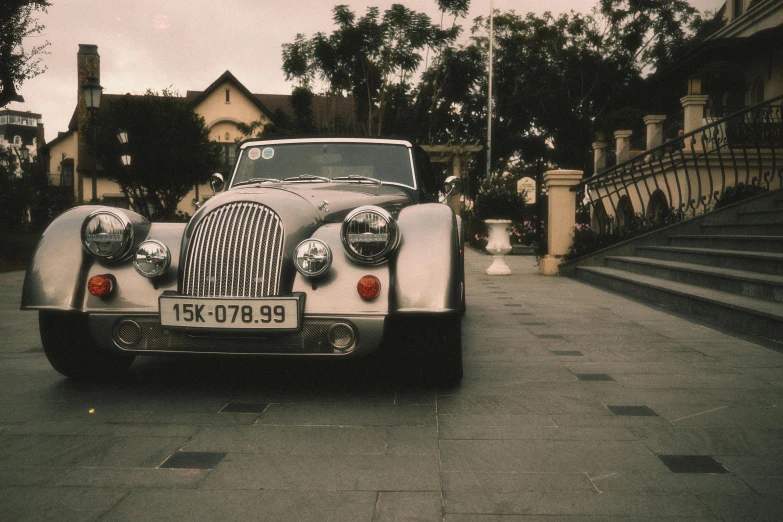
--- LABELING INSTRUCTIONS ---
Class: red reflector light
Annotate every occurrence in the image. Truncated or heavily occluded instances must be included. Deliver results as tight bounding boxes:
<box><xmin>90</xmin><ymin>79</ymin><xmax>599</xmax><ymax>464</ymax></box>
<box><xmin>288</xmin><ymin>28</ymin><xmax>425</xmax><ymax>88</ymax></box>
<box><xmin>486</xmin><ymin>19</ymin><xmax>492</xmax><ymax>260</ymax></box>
<box><xmin>357</xmin><ymin>275</ymin><xmax>381</xmax><ymax>301</ymax></box>
<box><xmin>88</xmin><ymin>274</ymin><xmax>114</xmax><ymax>298</ymax></box>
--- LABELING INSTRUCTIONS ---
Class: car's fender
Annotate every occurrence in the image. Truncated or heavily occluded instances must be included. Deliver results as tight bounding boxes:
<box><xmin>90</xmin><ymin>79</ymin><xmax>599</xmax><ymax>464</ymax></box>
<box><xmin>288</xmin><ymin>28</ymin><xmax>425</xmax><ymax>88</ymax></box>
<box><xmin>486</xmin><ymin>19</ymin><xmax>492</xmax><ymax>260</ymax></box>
<box><xmin>393</xmin><ymin>203</ymin><xmax>461</xmax><ymax>313</ymax></box>
<box><xmin>21</xmin><ymin>206</ymin><xmax>184</xmax><ymax>313</ymax></box>
<box><xmin>291</xmin><ymin>223</ymin><xmax>390</xmax><ymax>315</ymax></box>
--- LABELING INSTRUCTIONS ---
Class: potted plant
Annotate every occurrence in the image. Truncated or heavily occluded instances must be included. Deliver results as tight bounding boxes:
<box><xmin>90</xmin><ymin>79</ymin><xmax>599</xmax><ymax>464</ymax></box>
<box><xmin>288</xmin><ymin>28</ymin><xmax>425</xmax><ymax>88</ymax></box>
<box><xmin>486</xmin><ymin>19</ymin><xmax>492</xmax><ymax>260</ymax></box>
<box><xmin>473</xmin><ymin>174</ymin><xmax>526</xmax><ymax>275</ymax></box>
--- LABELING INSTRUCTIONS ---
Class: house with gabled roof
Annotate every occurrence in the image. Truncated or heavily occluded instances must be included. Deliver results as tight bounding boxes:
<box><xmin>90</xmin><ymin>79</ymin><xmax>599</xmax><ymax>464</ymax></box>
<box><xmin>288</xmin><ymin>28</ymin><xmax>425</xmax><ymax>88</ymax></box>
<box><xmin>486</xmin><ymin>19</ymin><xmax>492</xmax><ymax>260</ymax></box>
<box><xmin>40</xmin><ymin>45</ymin><xmax>356</xmax><ymax>214</ymax></box>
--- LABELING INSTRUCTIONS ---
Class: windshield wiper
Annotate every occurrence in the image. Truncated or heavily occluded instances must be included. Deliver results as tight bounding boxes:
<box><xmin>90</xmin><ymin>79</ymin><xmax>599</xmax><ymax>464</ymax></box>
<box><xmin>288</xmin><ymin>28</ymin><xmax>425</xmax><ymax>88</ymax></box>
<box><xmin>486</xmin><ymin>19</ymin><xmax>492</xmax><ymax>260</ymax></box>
<box><xmin>282</xmin><ymin>174</ymin><xmax>331</xmax><ymax>183</ymax></box>
<box><xmin>332</xmin><ymin>175</ymin><xmax>383</xmax><ymax>186</ymax></box>
<box><xmin>232</xmin><ymin>177</ymin><xmax>281</xmax><ymax>187</ymax></box>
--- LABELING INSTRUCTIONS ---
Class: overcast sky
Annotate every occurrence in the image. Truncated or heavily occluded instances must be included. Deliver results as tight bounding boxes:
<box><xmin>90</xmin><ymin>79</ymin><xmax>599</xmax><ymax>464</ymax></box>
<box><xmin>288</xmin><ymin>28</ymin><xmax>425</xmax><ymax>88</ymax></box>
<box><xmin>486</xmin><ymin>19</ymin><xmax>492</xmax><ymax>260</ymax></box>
<box><xmin>10</xmin><ymin>0</ymin><xmax>723</xmax><ymax>142</ymax></box>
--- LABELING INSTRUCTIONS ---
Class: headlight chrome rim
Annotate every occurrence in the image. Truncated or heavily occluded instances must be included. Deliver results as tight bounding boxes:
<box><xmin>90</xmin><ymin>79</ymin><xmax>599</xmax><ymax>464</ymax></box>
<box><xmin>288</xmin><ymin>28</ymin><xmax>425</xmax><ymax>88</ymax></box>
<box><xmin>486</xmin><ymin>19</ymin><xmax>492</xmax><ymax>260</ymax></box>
<box><xmin>81</xmin><ymin>208</ymin><xmax>135</xmax><ymax>262</ymax></box>
<box><xmin>294</xmin><ymin>238</ymin><xmax>332</xmax><ymax>278</ymax></box>
<box><xmin>341</xmin><ymin>206</ymin><xmax>399</xmax><ymax>264</ymax></box>
<box><xmin>133</xmin><ymin>239</ymin><xmax>171</xmax><ymax>278</ymax></box>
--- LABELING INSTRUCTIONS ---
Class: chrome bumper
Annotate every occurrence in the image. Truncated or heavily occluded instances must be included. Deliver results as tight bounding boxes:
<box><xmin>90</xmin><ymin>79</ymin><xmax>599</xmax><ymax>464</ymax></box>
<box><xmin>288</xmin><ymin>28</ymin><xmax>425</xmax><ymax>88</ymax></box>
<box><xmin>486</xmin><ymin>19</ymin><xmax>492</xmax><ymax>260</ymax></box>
<box><xmin>88</xmin><ymin>313</ymin><xmax>386</xmax><ymax>357</ymax></box>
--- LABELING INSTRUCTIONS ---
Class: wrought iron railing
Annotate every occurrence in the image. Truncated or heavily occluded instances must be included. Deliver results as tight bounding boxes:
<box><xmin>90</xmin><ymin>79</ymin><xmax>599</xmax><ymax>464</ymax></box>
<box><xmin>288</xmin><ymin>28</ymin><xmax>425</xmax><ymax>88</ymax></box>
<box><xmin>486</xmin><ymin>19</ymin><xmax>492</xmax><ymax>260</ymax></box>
<box><xmin>577</xmin><ymin>93</ymin><xmax>783</xmax><ymax>237</ymax></box>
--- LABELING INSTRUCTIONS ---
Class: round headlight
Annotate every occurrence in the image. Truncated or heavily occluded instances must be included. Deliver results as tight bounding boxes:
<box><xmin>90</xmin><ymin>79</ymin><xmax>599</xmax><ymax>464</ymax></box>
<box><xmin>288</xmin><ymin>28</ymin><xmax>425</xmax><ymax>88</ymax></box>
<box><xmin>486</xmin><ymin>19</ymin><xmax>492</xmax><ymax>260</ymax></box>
<box><xmin>81</xmin><ymin>209</ymin><xmax>134</xmax><ymax>261</ymax></box>
<box><xmin>294</xmin><ymin>239</ymin><xmax>332</xmax><ymax>277</ymax></box>
<box><xmin>341</xmin><ymin>206</ymin><xmax>399</xmax><ymax>263</ymax></box>
<box><xmin>133</xmin><ymin>240</ymin><xmax>171</xmax><ymax>278</ymax></box>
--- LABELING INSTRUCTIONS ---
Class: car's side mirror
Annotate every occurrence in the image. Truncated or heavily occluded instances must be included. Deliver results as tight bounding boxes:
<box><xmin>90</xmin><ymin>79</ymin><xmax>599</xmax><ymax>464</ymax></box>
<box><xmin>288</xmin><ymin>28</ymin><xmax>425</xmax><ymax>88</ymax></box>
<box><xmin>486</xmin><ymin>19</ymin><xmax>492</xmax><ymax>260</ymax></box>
<box><xmin>441</xmin><ymin>176</ymin><xmax>463</xmax><ymax>202</ymax></box>
<box><xmin>210</xmin><ymin>173</ymin><xmax>225</xmax><ymax>194</ymax></box>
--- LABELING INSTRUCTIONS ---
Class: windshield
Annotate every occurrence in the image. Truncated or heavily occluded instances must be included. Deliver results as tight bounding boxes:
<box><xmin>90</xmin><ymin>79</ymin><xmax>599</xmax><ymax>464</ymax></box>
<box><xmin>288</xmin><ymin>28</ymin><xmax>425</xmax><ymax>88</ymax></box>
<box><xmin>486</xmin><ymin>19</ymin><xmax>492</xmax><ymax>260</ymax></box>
<box><xmin>231</xmin><ymin>142</ymin><xmax>415</xmax><ymax>188</ymax></box>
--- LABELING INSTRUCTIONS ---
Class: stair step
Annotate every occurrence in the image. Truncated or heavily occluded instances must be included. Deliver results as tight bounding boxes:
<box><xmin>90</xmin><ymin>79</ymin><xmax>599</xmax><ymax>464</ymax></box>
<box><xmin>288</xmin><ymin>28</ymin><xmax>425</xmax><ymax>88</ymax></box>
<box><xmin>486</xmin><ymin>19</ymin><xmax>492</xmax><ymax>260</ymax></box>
<box><xmin>636</xmin><ymin>246</ymin><xmax>783</xmax><ymax>276</ymax></box>
<box><xmin>701</xmin><ymin>222</ymin><xmax>783</xmax><ymax>235</ymax></box>
<box><xmin>738</xmin><ymin>209</ymin><xmax>783</xmax><ymax>224</ymax></box>
<box><xmin>605</xmin><ymin>256</ymin><xmax>783</xmax><ymax>303</ymax></box>
<box><xmin>669</xmin><ymin>234</ymin><xmax>783</xmax><ymax>253</ymax></box>
<box><xmin>576</xmin><ymin>266</ymin><xmax>783</xmax><ymax>342</ymax></box>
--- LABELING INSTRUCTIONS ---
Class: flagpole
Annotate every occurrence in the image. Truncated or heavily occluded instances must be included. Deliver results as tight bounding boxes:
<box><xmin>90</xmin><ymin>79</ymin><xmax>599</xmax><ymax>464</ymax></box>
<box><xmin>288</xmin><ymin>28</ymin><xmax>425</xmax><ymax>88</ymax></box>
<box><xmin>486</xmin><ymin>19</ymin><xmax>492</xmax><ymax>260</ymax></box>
<box><xmin>486</xmin><ymin>0</ymin><xmax>494</xmax><ymax>179</ymax></box>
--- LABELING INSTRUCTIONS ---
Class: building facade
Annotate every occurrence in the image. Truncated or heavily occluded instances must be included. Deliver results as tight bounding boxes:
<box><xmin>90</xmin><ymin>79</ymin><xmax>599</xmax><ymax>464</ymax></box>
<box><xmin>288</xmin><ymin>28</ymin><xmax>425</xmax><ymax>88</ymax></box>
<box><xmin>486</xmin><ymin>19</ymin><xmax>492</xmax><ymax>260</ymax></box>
<box><xmin>0</xmin><ymin>109</ymin><xmax>44</xmax><ymax>175</ymax></box>
<box><xmin>41</xmin><ymin>44</ymin><xmax>356</xmax><ymax>215</ymax></box>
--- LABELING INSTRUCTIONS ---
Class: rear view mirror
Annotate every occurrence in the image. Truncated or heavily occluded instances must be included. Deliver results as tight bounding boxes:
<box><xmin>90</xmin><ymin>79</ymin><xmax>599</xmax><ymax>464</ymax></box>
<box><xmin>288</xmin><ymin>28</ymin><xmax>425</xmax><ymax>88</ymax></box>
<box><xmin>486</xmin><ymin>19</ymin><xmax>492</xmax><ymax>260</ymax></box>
<box><xmin>210</xmin><ymin>173</ymin><xmax>225</xmax><ymax>194</ymax></box>
<box><xmin>441</xmin><ymin>176</ymin><xmax>463</xmax><ymax>202</ymax></box>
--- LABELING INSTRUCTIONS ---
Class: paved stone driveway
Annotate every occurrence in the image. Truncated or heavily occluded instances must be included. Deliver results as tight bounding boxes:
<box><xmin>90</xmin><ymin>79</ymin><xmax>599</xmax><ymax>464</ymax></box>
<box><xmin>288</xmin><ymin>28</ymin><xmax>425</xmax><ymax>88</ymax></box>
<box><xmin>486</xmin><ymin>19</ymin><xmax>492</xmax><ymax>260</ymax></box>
<box><xmin>1</xmin><ymin>249</ymin><xmax>783</xmax><ymax>520</ymax></box>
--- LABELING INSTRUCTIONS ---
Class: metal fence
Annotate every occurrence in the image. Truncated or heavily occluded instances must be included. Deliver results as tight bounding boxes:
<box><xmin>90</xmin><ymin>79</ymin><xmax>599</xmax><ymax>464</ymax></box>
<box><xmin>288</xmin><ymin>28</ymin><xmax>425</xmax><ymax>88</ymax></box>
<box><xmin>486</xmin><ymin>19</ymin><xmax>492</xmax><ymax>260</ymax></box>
<box><xmin>577</xmin><ymin>93</ymin><xmax>783</xmax><ymax>236</ymax></box>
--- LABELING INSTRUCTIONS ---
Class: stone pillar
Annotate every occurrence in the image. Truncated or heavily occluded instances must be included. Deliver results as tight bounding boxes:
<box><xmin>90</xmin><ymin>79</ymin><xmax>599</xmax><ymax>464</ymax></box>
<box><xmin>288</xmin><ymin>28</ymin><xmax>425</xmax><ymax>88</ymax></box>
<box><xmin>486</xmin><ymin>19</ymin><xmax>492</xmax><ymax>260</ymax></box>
<box><xmin>681</xmin><ymin>95</ymin><xmax>709</xmax><ymax>133</ymax></box>
<box><xmin>614</xmin><ymin>130</ymin><xmax>633</xmax><ymax>164</ymax></box>
<box><xmin>539</xmin><ymin>169</ymin><xmax>583</xmax><ymax>276</ymax></box>
<box><xmin>681</xmin><ymin>94</ymin><xmax>709</xmax><ymax>150</ymax></box>
<box><xmin>449</xmin><ymin>153</ymin><xmax>462</xmax><ymax>216</ymax></box>
<box><xmin>76</xmin><ymin>44</ymin><xmax>100</xmax><ymax>204</ymax></box>
<box><xmin>643</xmin><ymin>115</ymin><xmax>666</xmax><ymax>150</ymax></box>
<box><xmin>592</xmin><ymin>141</ymin><xmax>609</xmax><ymax>174</ymax></box>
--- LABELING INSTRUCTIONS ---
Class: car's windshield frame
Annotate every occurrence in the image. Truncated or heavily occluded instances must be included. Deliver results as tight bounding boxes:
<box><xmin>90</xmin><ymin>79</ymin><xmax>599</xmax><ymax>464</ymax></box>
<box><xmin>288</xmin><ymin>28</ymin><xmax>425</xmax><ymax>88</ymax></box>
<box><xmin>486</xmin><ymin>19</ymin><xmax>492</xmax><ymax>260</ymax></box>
<box><xmin>228</xmin><ymin>139</ymin><xmax>418</xmax><ymax>191</ymax></box>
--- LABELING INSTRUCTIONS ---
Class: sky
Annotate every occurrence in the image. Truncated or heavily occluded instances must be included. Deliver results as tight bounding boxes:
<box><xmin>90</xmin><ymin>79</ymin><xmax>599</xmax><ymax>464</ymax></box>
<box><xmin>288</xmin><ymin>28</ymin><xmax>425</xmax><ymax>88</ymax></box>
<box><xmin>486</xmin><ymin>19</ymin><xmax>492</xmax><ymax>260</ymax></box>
<box><xmin>9</xmin><ymin>0</ymin><xmax>724</xmax><ymax>143</ymax></box>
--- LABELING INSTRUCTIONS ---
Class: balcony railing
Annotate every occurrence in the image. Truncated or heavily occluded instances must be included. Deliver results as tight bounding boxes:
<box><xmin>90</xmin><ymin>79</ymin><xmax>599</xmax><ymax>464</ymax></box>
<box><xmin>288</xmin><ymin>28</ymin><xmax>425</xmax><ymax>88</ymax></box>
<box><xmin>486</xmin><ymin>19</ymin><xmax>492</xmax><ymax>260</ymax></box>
<box><xmin>577</xmin><ymin>93</ymin><xmax>783</xmax><ymax>236</ymax></box>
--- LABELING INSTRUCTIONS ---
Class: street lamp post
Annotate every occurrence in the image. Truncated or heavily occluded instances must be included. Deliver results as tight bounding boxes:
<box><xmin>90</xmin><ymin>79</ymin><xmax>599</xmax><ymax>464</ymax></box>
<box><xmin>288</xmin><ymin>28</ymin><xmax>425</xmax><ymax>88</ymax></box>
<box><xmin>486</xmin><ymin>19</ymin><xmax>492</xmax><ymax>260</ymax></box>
<box><xmin>82</xmin><ymin>76</ymin><xmax>103</xmax><ymax>203</ymax></box>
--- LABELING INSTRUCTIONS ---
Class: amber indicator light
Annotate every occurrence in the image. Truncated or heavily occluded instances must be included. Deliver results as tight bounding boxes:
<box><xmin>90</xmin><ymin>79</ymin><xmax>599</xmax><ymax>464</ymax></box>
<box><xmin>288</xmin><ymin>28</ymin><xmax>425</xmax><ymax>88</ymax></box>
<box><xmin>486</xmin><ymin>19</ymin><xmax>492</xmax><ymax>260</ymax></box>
<box><xmin>88</xmin><ymin>274</ymin><xmax>114</xmax><ymax>298</ymax></box>
<box><xmin>357</xmin><ymin>275</ymin><xmax>381</xmax><ymax>300</ymax></box>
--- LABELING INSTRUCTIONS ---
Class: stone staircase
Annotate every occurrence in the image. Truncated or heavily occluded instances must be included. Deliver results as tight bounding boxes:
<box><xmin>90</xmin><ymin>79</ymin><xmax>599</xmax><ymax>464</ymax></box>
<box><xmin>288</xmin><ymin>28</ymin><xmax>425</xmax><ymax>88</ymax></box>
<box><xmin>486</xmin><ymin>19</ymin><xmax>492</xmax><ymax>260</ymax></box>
<box><xmin>561</xmin><ymin>189</ymin><xmax>783</xmax><ymax>343</ymax></box>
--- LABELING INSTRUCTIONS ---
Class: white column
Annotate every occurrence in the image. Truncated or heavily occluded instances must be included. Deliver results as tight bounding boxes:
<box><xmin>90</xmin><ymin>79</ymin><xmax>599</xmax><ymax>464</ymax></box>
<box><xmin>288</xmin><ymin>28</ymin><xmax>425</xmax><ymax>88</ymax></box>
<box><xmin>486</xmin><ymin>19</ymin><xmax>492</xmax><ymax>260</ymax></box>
<box><xmin>614</xmin><ymin>130</ymin><xmax>633</xmax><ymax>164</ymax></box>
<box><xmin>539</xmin><ymin>169</ymin><xmax>583</xmax><ymax>276</ymax></box>
<box><xmin>643</xmin><ymin>115</ymin><xmax>666</xmax><ymax>150</ymax></box>
<box><xmin>449</xmin><ymin>153</ymin><xmax>462</xmax><ymax>215</ymax></box>
<box><xmin>592</xmin><ymin>141</ymin><xmax>609</xmax><ymax>174</ymax></box>
<box><xmin>681</xmin><ymin>94</ymin><xmax>710</xmax><ymax>150</ymax></box>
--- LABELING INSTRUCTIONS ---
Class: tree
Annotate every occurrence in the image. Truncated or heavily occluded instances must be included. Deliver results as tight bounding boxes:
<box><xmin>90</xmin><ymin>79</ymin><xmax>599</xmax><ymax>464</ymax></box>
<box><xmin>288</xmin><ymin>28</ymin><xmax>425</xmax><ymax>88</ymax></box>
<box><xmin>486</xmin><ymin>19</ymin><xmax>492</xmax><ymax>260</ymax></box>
<box><xmin>96</xmin><ymin>90</ymin><xmax>222</xmax><ymax>220</ymax></box>
<box><xmin>0</xmin><ymin>0</ymin><xmax>51</xmax><ymax>107</ymax></box>
<box><xmin>0</xmin><ymin>147</ymin><xmax>68</xmax><ymax>230</ymax></box>
<box><xmin>281</xmin><ymin>2</ymin><xmax>467</xmax><ymax>136</ymax></box>
<box><xmin>448</xmin><ymin>0</ymin><xmax>704</xmax><ymax>179</ymax></box>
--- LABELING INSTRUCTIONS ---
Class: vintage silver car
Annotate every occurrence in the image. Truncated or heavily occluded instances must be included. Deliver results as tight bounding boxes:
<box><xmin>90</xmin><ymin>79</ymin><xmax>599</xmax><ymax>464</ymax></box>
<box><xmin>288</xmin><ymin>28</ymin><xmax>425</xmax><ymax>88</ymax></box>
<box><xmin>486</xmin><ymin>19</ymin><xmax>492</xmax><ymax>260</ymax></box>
<box><xmin>22</xmin><ymin>138</ymin><xmax>465</xmax><ymax>385</ymax></box>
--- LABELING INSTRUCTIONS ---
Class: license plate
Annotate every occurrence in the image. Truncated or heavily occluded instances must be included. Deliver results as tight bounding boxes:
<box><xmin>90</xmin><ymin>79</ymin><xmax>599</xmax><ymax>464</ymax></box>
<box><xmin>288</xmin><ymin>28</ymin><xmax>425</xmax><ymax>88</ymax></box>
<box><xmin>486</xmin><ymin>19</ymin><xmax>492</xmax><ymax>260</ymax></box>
<box><xmin>159</xmin><ymin>296</ymin><xmax>300</xmax><ymax>330</ymax></box>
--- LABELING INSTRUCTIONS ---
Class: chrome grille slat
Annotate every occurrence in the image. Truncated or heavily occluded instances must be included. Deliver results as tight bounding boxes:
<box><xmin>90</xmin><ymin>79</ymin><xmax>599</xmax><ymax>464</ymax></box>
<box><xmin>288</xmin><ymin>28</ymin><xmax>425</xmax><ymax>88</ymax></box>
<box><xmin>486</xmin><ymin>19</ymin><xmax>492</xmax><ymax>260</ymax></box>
<box><xmin>221</xmin><ymin>203</ymin><xmax>241</xmax><ymax>296</ymax></box>
<box><xmin>270</xmin><ymin>215</ymin><xmax>283</xmax><ymax>295</ymax></box>
<box><xmin>245</xmin><ymin>205</ymin><xmax>261</xmax><ymax>297</ymax></box>
<box><xmin>232</xmin><ymin>203</ymin><xmax>251</xmax><ymax>296</ymax></box>
<box><xmin>256</xmin><ymin>209</ymin><xmax>273</xmax><ymax>297</ymax></box>
<box><xmin>183</xmin><ymin>202</ymin><xmax>284</xmax><ymax>297</ymax></box>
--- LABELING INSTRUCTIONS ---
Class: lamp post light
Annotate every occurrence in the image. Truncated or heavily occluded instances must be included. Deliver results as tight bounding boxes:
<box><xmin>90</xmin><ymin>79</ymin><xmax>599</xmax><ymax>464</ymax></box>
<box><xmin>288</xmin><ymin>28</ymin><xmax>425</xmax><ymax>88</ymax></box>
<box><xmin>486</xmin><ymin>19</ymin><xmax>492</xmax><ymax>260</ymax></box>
<box><xmin>82</xmin><ymin>76</ymin><xmax>103</xmax><ymax>203</ymax></box>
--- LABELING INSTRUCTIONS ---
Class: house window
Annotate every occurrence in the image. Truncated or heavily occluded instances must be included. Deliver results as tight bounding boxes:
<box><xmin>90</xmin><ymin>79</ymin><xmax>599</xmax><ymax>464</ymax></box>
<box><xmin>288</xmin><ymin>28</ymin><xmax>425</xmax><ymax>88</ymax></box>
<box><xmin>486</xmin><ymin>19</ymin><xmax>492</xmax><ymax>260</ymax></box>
<box><xmin>61</xmin><ymin>163</ymin><xmax>74</xmax><ymax>187</ymax></box>
<box><xmin>225</xmin><ymin>88</ymin><xmax>230</xmax><ymax>103</ymax></box>
<box><xmin>13</xmin><ymin>136</ymin><xmax>21</xmax><ymax>145</ymax></box>
<box><xmin>0</xmin><ymin>116</ymin><xmax>6</xmax><ymax>124</ymax></box>
<box><xmin>734</xmin><ymin>0</ymin><xmax>743</xmax><ymax>19</ymax></box>
<box><xmin>219</xmin><ymin>143</ymin><xmax>236</xmax><ymax>168</ymax></box>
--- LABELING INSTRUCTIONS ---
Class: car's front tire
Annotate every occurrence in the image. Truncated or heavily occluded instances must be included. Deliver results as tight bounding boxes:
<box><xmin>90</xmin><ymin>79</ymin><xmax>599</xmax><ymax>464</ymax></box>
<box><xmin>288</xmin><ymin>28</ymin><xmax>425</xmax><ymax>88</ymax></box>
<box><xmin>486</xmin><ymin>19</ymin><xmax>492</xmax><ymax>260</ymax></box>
<box><xmin>427</xmin><ymin>315</ymin><xmax>463</xmax><ymax>387</ymax></box>
<box><xmin>39</xmin><ymin>311</ymin><xmax>135</xmax><ymax>379</ymax></box>
<box><xmin>393</xmin><ymin>315</ymin><xmax>463</xmax><ymax>387</ymax></box>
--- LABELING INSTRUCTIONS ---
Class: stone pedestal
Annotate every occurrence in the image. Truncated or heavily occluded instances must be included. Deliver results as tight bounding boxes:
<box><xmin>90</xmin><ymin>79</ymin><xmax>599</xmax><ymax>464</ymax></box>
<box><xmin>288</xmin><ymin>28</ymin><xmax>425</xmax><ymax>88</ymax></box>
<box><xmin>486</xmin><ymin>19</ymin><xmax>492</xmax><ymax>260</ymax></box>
<box><xmin>681</xmin><ymin>95</ymin><xmax>709</xmax><ymax>150</ymax></box>
<box><xmin>539</xmin><ymin>170</ymin><xmax>583</xmax><ymax>276</ymax></box>
<box><xmin>614</xmin><ymin>130</ymin><xmax>633</xmax><ymax>164</ymax></box>
<box><xmin>643</xmin><ymin>115</ymin><xmax>666</xmax><ymax>150</ymax></box>
<box><xmin>592</xmin><ymin>141</ymin><xmax>609</xmax><ymax>174</ymax></box>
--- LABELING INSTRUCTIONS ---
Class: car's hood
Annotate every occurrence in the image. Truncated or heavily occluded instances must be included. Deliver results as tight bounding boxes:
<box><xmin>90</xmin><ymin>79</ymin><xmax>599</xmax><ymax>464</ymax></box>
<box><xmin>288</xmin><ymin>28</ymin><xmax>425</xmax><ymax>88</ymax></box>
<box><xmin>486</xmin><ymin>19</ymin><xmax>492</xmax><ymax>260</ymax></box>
<box><xmin>197</xmin><ymin>182</ymin><xmax>413</xmax><ymax>223</ymax></box>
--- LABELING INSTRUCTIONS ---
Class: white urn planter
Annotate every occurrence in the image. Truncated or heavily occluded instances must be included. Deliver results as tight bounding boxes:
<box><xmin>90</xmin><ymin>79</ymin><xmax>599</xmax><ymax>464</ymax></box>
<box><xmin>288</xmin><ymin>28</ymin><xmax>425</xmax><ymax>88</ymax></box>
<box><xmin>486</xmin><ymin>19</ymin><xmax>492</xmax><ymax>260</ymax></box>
<box><xmin>484</xmin><ymin>219</ymin><xmax>513</xmax><ymax>275</ymax></box>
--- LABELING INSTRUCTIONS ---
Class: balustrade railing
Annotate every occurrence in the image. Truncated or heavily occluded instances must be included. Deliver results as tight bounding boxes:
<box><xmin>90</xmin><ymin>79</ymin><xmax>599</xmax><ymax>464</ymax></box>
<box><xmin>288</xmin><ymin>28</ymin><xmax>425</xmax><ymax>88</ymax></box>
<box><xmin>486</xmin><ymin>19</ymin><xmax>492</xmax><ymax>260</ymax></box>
<box><xmin>577</xmin><ymin>94</ymin><xmax>783</xmax><ymax>238</ymax></box>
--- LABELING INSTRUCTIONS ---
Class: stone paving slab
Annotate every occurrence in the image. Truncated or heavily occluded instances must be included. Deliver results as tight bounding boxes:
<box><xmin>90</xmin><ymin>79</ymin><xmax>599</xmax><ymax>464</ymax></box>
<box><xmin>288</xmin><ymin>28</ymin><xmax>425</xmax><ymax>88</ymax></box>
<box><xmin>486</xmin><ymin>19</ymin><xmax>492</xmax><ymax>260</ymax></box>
<box><xmin>2</xmin><ymin>251</ymin><xmax>783</xmax><ymax>519</ymax></box>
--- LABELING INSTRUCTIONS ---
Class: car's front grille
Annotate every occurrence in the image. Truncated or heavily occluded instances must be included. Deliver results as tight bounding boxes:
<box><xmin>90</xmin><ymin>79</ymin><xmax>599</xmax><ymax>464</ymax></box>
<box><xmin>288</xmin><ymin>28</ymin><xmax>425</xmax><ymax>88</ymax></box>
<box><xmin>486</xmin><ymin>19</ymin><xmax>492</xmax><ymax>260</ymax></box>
<box><xmin>182</xmin><ymin>202</ymin><xmax>284</xmax><ymax>297</ymax></box>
